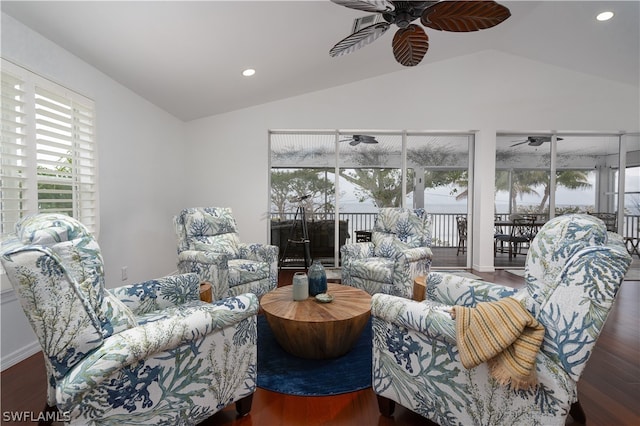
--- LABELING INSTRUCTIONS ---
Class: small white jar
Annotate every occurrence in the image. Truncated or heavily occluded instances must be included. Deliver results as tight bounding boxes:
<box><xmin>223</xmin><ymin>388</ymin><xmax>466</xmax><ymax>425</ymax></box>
<box><xmin>292</xmin><ymin>272</ymin><xmax>309</xmax><ymax>301</ymax></box>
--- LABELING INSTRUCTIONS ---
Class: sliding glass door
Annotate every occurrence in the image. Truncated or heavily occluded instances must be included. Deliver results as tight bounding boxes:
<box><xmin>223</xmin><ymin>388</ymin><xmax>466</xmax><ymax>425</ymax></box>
<box><xmin>495</xmin><ymin>132</ymin><xmax>636</xmax><ymax>268</ymax></box>
<box><xmin>269</xmin><ymin>130</ymin><xmax>474</xmax><ymax>269</ymax></box>
<box><xmin>270</xmin><ymin>132</ymin><xmax>337</xmax><ymax>268</ymax></box>
<box><xmin>407</xmin><ymin>134</ymin><xmax>471</xmax><ymax>267</ymax></box>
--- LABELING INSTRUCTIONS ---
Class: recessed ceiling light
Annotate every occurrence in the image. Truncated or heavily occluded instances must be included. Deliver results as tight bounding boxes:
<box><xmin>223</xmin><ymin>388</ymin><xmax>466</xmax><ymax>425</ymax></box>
<box><xmin>596</xmin><ymin>11</ymin><xmax>614</xmax><ymax>21</ymax></box>
<box><xmin>242</xmin><ymin>68</ymin><xmax>256</xmax><ymax>77</ymax></box>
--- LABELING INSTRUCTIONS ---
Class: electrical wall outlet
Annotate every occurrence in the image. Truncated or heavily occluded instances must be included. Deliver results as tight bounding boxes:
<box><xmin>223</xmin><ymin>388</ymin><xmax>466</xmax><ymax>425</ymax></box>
<box><xmin>121</xmin><ymin>266</ymin><xmax>128</xmax><ymax>281</ymax></box>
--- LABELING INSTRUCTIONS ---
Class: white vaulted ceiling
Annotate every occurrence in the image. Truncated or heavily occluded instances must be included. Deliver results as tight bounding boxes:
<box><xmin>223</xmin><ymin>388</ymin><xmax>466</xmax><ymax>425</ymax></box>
<box><xmin>2</xmin><ymin>1</ymin><xmax>638</xmax><ymax>121</ymax></box>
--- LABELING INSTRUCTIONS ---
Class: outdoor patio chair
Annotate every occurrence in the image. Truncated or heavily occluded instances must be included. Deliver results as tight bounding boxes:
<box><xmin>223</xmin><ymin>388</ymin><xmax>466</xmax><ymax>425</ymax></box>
<box><xmin>456</xmin><ymin>215</ymin><xmax>467</xmax><ymax>255</ymax></box>
<box><xmin>494</xmin><ymin>216</ymin><xmax>537</xmax><ymax>259</ymax></box>
<box><xmin>588</xmin><ymin>212</ymin><xmax>617</xmax><ymax>232</ymax></box>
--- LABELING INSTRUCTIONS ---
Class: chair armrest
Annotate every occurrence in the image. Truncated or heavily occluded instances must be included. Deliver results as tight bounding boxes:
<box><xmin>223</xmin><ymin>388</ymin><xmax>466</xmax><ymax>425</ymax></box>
<box><xmin>110</xmin><ymin>273</ymin><xmax>201</xmax><ymax>316</ymax></box>
<box><xmin>427</xmin><ymin>271</ymin><xmax>519</xmax><ymax>307</ymax></box>
<box><xmin>340</xmin><ymin>242</ymin><xmax>374</xmax><ymax>260</ymax></box>
<box><xmin>397</xmin><ymin>246</ymin><xmax>433</xmax><ymax>262</ymax></box>
<box><xmin>178</xmin><ymin>249</ymin><xmax>230</xmax><ymax>265</ymax></box>
<box><xmin>237</xmin><ymin>243</ymin><xmax>278</xmax><ymax>263</ymax></box>
<box><xmin>372</xmin><ymin>293</ymin><xmax>456</xmax><ymax>344</ymax></box>
<box><xmin>57</xmin><ymin>293</ymin><xmax>259</xmax><ymax>408</ymax></box>
<box><xmin>388</xmin><ymin>247</ymin><xmax>433</xmax><ymax>298</ymax></box>
<box><xmin>176</xmin><ymin>250</ymin><xmax>230</xmax><ymax>300</ymax></box>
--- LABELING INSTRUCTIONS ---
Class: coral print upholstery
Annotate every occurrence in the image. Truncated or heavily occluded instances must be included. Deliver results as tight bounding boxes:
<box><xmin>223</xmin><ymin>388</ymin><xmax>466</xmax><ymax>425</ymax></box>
<box><xmin>341</xmin><ymin>208</ymin><xmax>433</xmax><ymax>298</ymax></box>
<box><xmin>370</xmin><ymin>214</ymin><xmax>631</xmax><ymax>425</ymax></box>
<box><xmin>1</xmin><ymin>213</ymin><xmax>258</xmax><ymax>425</ymax></box>
<box><xmin>174</xmin><ymin>207</ymin><xmax>278</xmax><ymax>301</ymax></box>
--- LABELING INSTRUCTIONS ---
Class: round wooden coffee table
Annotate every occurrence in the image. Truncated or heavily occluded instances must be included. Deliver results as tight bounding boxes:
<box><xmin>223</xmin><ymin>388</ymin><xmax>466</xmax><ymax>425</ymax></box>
<box><xmin>261</xmin><ymin>283</ymin><xmax>371</xmax><ymax>359</ymax></box>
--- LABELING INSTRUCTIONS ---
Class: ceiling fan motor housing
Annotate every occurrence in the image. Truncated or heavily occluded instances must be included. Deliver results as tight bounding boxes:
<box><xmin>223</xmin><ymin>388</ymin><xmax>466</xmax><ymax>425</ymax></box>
<box><xmin>384</xmin><ymin>1</ymin><xmax>432</xmax><ymax>28</ymax></box>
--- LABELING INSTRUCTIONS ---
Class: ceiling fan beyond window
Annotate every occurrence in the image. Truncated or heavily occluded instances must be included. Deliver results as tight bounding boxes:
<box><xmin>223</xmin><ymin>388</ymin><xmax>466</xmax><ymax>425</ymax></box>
<box><xmin>510</xmin><ymin>136</ymin><xmax>564</xmax><ymax>147</ymax></box>
<box><xmin>340</xmin><ymin>134</ymin><xmax>379</xmax><ymax>146</ymax></box>
<box><xmin>329</xmin><ymin>0</ymin><xmax>511</xmax><ymax>67</ymax></box>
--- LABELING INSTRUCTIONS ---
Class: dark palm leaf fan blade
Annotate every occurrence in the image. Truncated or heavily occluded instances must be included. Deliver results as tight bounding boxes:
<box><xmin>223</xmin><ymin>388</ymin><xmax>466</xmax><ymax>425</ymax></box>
<box><xmin>392</xmin><ymin>24</ymin><xmax>429</xmax><ymax>67</ymax></box>
<box><xmin>510</xmin><ymin>140</ymin><xmax>530</xmax><ymax>147</ymax></box>
<box><xmin>421</xmin><ymin>1</ymin><xmax>511</xmax><ymax>32</ymax></box>
<box><xmin>339</xmin><ymin>135</ymin><xmax>379</xmax><ymax>145</ymax></box>
<box><xmin>330</xmin><ymin>22</ymin><xmax>390</xmax><ymax>57</ymax></box>
<box><xmin>330</xmin><ymin>0</ymin><xmax>395</xmax><ymax>13</ymax></box>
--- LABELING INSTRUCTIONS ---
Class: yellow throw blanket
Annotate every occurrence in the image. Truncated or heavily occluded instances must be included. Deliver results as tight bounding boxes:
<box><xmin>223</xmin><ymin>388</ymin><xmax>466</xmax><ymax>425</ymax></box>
<box><xmin>451</xmin><ymin>297</ymin><xmax>545</xmax><ymax>390</ymax></box>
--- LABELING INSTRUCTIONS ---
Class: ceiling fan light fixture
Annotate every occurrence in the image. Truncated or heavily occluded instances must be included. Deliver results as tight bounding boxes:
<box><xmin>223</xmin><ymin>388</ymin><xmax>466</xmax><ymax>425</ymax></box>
<box><xmin>242</xmin><ymin>68</ymin><xmax>256</xmax><ymax>77</ymax></box>
<box><xmin>596</xmin><ymin>11</ymin><xmax>614</xmax><ymax>21</ymax></box>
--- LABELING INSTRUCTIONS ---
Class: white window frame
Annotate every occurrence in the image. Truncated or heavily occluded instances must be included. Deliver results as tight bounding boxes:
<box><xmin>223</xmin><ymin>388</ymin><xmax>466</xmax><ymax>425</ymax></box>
<box><xmin>1</xmin><ymin>58</ymin><xmax>98</xmax><ymax>240</ymax></box>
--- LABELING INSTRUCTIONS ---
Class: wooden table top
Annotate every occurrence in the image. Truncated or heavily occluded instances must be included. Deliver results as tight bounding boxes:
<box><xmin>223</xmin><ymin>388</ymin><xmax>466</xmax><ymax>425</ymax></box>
<box><xmin>261</xmin><ymin>283</ymin><xmax>372</xmax><ymax>358</ymax></box>
<box><xmin>261</xmin><ymin>283</ymin><xmax>371</xmax><ymax>323</ymax></box>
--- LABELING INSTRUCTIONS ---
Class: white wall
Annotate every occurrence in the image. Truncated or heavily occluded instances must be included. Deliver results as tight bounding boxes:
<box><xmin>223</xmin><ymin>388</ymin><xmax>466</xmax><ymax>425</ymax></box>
<box><xmin>184</xmin><ymin>49</ymin><xmax>639</xmax><ymax>269</ymax></box>
<box><xmin>2</xmin><ymin>10</ymin><xmax>639</xmax><ymax>369</ymax></box>
<box><xmin>1</xmin><ymin>13</ymin><xmax>188</xmax><ymax>369</ymax></box>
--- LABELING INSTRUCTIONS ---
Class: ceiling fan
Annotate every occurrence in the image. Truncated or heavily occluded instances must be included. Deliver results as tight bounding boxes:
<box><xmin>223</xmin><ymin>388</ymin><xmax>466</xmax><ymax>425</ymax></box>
<box><xmin>510</xmin><ymin>136</ymin><xmax>564</xmax><ymax>147</ymax></box>
<box><xmin>329</xmin><ymin>0</ymin><xmax>511</xmax><ymax>67</ymax></box>
<box><xmin>339</xmin><ymin>134</ymin><xmax>380</xmax><ymax>146</ymax></box>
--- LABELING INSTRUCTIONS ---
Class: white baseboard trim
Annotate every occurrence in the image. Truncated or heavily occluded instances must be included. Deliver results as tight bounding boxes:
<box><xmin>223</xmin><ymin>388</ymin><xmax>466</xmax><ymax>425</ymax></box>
<box><xmin>1</xmin><ymin>341</ymin><xmax>41</xmax><ymax>371</ymax></box>
<box><xmin>473</xmin><ymin>264</ymin><xmax>495</xmax><ymax>273</ymax></box>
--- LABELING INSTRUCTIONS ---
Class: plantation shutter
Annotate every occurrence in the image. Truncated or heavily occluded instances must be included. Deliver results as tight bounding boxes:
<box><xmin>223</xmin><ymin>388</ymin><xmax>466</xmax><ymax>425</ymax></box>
<box><xmin>0</xmin><ymin>68</ymin><xmax>28</xmax><ymax>237</ymax></box>
<box><xmin>0</xmin><ymin>58</ymin><xmax>98</xmax><ymax>239</ymax></box>
<box><xmin>35</xmin><ymin>84</ymin><xmax>97</xmax><ymax>231</ymax></box>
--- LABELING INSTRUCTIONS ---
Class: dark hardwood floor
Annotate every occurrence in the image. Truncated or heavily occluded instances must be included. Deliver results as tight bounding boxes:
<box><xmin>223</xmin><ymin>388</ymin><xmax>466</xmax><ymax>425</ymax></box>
<box><xmin>2</xmin><ymin>270</ymin><xmax>638</xmax><ymax>425</ymax></box>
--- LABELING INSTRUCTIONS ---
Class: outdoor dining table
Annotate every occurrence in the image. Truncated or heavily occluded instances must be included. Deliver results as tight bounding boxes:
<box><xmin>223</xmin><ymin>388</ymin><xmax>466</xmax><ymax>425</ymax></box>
<box><xmin>494</xmin><ymin>218</ymin><xmax>546</xmax><ymax>259</ymax></box>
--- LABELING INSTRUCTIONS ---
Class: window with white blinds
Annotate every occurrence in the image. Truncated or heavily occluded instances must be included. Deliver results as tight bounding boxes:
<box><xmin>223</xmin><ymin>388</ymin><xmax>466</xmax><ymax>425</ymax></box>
<box><xmin>1</xmin><ymin>59</ymin><xmax>98</xmax><ymax>239</ymax></box>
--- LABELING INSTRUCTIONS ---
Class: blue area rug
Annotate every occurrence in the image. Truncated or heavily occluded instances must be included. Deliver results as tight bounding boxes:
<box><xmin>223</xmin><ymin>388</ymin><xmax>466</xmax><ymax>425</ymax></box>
<box><xmin>257</xmin><ymin>314</ymin><xmax>372</xmax><ymax>396</ymax></box>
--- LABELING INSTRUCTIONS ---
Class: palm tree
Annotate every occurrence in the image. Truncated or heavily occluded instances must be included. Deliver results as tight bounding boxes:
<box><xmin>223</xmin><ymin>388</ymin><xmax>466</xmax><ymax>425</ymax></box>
<box><xmin>538</xmin><ymin>170</ymin><xmax>592</xmax><ymax>211</ymax></box>
<box><xmin>495</xmin><ymin>169</ymin><xmax>591</xmax><ymax>213</ymax></box>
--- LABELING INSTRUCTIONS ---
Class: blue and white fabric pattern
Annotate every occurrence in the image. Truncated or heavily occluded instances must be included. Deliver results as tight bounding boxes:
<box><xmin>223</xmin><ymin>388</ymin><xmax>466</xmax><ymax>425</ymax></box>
<box><xmin>371</xmin><ymin>214</ymin><xmax>631</xmax><ymax>425</ymax></box>
<box><xmin>341</xmin><ymin>208</ymin><xmax>433</xmax><ymax>298</ymax></box>
<box><xmin>174</xmin><ymin>207</ymin><xmax>278</xmax><ymax>300</ymax></box>
<box><xmin>1</xmin><ymin>213</ymin><xmax>258</xmax><ymax>425</ymax></box>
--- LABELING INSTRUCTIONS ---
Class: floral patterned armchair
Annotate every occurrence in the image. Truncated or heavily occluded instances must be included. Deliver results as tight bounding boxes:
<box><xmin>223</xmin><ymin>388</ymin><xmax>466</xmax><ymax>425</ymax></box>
<box><xmin>341</xmin><ymin>208</ymin><xmax>433</xmax><ymax>298</ymax></box>
<box><xmin>371</xmin><ymin>214</ymin><xmax>631</xmax><ymax>425</ymax></box>
<box><xmin>174</xmin><ymin>207</ymin><xmax>278</xmax><ymax>301</ymax></box>
<box><xmin>1</xmin><ymin>213</ymin><xmax>258</xmax><ymax>425</ymax></box>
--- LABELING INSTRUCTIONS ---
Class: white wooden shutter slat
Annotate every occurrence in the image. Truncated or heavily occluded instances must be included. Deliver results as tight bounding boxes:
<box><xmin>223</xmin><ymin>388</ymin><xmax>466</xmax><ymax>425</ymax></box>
<box><xmin>1</xmin><ymin>95</ymin><xmax>25</xmax><ymax>113</ymax></box>
<box><xmin>36</xmin><ymin>137</ymin><xmax>72</xmax><ymax>152</ymax></box>
<box><xmin>1</xmin><ymin>59</ymin><xmax>98</xmax><ymax>244</ymax></box>
<box><xmin>0</xmin><ymin>66</ymin><xmax>29</xmax><ymax>239</ymax></box>
<box><xmin>0</xmin><ymin>128</ymin><xmax>25</xmax><ymax>141</ymax></box>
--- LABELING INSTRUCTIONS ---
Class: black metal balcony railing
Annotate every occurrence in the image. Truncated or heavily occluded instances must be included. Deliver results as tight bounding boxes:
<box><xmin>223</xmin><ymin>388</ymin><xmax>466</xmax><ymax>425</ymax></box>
<box><xmin>270</xmin><ymin>212</ymin><xmax>640</xmax><ymax>250</ymax></box>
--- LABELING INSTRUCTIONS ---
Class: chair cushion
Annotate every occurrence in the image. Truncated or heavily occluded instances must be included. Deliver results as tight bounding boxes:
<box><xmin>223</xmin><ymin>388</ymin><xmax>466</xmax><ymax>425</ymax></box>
<box><xmin>194</xmin><ymin>233</ymin><xmax>240</xmax><ymax>257</ymax></box>
<box><xmin>372</xmin><ymin>232</ymin><xmax>411</xmax><ymax>258</ymax></box>
<box><xmin>525</xmin><ymin>214</ymin><xmax>607</xmax><ymax>304</ymax></box>
<box><xmin>374</xmin><ymin>208</ymin><xmax>430</xmax><ymax>247</ymax></box>
<box><xmin>184</xmin><ymin>208</ymin><xmax>240</xmax><ymax>256</ymax></box>
<box><xmin>228</xmin><ymin>259</ymin><xmax>270</xmax><ymax>287</ymax></box>
<box><xmin>16</xmin><ymin>213</ymin><xmax>90</xmax><ymax>246</ymax></box>
<box><xmin>350</xmin><ymin>257</ymin><xmax>394</xmax><ymax>284</ymax></box>
<box><xmin>184</xmin><ymin>208</ymin><xmax>238</xmax><ymax>238</ymax></box>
